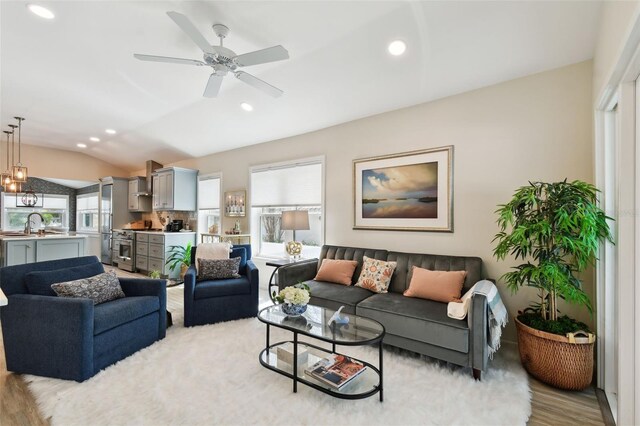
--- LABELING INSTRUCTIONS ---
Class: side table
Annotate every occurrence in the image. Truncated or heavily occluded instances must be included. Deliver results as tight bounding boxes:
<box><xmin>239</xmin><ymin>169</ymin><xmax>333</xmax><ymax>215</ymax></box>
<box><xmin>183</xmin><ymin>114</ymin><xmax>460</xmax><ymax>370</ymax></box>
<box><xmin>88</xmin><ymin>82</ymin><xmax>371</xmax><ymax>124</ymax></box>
<box><xmin>266</xmin><ymin>258</ymin><xmax>317</xmax><ymax>302</ymax></box>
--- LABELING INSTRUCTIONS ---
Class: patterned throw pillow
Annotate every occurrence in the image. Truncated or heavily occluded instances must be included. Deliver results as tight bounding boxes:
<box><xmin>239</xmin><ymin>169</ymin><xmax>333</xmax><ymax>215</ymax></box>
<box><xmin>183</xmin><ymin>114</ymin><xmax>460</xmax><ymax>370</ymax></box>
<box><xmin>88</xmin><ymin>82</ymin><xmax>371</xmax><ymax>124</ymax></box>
<box><xmin>51</xmin><ymin>271</ymin><xmax>125</xmax><ymax>305</ymax></box>
<box><xmin>198</xmin><ymin>257</ymin><xmax>241</xmax><ymax>280</ymax></box>
<box><xmin>355</xmin><ymin>256</ymin><xmax>398</xmax><ymax>293</ymax></box>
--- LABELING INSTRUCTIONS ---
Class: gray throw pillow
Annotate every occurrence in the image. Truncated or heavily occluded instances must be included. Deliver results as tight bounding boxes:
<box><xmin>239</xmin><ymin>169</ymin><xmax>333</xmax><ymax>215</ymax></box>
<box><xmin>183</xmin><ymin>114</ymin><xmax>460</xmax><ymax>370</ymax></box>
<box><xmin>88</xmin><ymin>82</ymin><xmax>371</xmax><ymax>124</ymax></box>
<box><xmin>51</xmin><ymin>271</ymin><xmax>126</xmax><ymax>305</ymax></box>
<box><xmin>198</xmin><ymin>257</ymin><xmax>241</xmax><ymax>280</ymax></box>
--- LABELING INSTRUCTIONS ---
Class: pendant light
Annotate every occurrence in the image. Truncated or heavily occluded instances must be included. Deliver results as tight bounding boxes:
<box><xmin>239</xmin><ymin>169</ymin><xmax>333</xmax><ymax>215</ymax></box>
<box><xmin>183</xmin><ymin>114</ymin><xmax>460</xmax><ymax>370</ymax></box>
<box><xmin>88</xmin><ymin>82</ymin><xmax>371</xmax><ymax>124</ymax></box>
<box><xmin>1</xmin><ymin>131</ymin><xmax>12</xmax><ymax>190</ymax></box>
<box><xmin>12</xmin><ymin>117</ymin><xmax>27</xmax><ymax>182</ymax></box>
<box><xmin>6</xmin><ymin>125</ymin><xmax>18</xmax><ymax>192</ymax></box>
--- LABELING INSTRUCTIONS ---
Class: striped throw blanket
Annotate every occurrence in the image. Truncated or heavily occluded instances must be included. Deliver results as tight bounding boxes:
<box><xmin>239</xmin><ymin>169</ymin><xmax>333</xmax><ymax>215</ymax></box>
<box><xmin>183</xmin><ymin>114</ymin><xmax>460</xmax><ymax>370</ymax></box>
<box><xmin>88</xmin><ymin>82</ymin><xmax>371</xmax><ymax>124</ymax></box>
<box><xmin>447</xmin><ymin>280</ymin><xmax>508</xmax><ymax>358</ymax></box>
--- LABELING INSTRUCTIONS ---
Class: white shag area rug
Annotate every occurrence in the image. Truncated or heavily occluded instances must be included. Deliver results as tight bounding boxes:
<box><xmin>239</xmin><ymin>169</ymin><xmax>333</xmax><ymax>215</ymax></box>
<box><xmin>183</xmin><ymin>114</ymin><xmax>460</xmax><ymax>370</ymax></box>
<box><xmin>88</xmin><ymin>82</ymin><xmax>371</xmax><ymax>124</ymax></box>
<box><xmin>25</xmin><ymin>310</ymin><xmax>531</xmax><ymax>426</ymax></box>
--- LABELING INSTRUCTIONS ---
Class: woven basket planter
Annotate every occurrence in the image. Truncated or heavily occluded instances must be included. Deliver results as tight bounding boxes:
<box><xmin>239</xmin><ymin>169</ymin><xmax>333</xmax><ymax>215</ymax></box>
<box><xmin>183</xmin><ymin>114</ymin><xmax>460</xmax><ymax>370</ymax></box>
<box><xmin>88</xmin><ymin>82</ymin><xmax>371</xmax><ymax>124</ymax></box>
<box><xmin>515</xmin><ymin>317</ymin><xmax>594</xmax><ymax>390</ymax></box>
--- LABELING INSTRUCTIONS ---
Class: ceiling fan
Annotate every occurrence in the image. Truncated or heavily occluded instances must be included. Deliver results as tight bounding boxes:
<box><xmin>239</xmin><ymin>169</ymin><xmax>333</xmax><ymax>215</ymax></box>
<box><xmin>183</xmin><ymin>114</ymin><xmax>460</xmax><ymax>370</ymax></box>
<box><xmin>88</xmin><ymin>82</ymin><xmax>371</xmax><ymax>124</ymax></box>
<box><xmin>134</xmin><ymin>11</ymin><xmax>289</xmax><ymax>98</ymax></box>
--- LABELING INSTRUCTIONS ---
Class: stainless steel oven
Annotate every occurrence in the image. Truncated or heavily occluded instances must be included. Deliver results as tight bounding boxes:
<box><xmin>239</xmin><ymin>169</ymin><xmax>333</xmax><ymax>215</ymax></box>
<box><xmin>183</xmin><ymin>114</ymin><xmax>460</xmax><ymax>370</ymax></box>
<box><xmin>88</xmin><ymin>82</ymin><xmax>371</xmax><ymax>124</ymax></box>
<box><xmin>112</xmin><ymin>230</ymin><xmax>135</xmax><ymax>272</ymax></box>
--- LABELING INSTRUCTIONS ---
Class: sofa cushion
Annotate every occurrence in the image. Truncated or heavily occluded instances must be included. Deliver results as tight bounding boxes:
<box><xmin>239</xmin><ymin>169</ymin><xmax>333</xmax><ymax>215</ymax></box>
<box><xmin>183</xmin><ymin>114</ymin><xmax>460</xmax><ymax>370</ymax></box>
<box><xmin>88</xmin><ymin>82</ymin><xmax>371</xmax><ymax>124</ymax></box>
<box><xmin>355</xmin><ymin>256</ymin><xmax>397</xmax><ymax>293</ymax></box>
<box><xmin>25</xmin><ymin>262</ymin><xmax>105</xmax><ymax>296</ymax></box>
<box><xmin>356</xmin><ymin>292</ymin><xmax>470</xmax><ymax>353</ymax></box>
<box><xmin>319</xmin><ymin>245</ymin><xmax>389</xmax><ymax>285</ymax></box>
<box><xmin>404</xmin><ymin>267</ymin><xmax>467</xmax><ymax>302</ymax></box>
<box><xmin>51</xmin><ymin>271</ymin><xmax>126</xmax><ymax>305</ymax></box>
<box><xmin>386</xmin><ymin>251</ymin><xmax>482</xmax><ymax>294</ymax></box>
<box><xmin>306</xmin><ymin>280</ymin><xmax>374</xmax><ymax>314</ymax></box>
<box><xmin>314</xmin><ymin>259</ymin><xmax>358</xmax><ymax>286</ymax></box>
<box><xmin>94</xmin><ymin>296</ymin><xmax>160</xmax><ymax>335</ymax></box>
<box><xmin>194</xmin><ymin>276</ymin><xmax>251</xmax><ymax>300</ymax></box>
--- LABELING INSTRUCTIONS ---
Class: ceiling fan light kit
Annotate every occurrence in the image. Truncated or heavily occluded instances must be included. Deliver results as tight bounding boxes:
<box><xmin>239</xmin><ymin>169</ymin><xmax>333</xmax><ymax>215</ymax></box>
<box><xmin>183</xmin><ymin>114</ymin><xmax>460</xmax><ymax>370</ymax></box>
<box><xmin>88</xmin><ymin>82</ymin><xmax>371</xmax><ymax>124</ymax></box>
<box><xmin>134</xmin><ymin>11</ymin><xmax>289</xmax><ymax>98</ymax></box>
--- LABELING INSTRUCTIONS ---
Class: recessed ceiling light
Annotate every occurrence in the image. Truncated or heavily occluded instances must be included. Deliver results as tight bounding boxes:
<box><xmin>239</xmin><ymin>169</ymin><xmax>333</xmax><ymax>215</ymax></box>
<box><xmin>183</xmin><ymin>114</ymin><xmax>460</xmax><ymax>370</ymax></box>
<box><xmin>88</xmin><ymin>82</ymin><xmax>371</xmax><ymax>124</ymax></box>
<box><xmin>388</xmin><ymin>40</ymin><xmax>406</xmax><ymax>56</ymax></box>
<box><xmin>240</xmin><ymin>102</ymin><xmax>253</xmax><ymax>112</ymax></box>
<box><xmin>77</xmin><ymin>143</ymin><xmax>87</xmax><ymax>148</ymax></box>
<box><xmin>89</xmin><ymin>137</ymin><xmax>100</xmax><ymax>142</ymax></box>
<box><xmin>27</xmin><ymin>4</ymin><xmax>55</xmax><ymax>20</ymax></box>
<box><xmin>105</xmin><ymin>129</ymin><xmax>117</xmax><ymax>135</ymax></box>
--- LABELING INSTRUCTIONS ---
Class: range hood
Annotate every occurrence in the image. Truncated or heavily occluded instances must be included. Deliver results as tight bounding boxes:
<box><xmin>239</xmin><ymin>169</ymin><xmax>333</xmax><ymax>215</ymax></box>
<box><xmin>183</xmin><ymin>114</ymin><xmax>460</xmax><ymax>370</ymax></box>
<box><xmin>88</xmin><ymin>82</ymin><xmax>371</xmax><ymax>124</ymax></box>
<box><xmin>132</xmin><ymin>160</ymin><xmax>163</xmax><ymax>196</ymax></box>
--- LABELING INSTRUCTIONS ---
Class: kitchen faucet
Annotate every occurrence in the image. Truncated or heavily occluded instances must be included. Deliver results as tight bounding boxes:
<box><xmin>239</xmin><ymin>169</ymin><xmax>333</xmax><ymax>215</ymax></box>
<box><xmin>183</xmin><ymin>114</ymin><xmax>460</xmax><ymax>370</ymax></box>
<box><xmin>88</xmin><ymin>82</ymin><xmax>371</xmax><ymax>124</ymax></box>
<box><xmin>24</xmin><ymin>212</ymin><xmax>44</xmax><ymax>235</ymax></box>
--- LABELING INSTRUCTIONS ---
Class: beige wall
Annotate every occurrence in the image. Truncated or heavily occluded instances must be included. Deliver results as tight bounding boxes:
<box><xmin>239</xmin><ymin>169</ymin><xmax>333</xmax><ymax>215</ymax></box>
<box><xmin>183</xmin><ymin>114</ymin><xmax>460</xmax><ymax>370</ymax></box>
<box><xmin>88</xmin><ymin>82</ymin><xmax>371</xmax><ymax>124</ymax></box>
<box><xmin>21</xmin><ymin>144</ymin><xmax>127</xmax><ymax>181</ymax></box>
<box><xmin>593</xmin><ymin>0</ymin><xmax>640</xmax><ymax>102</ymax></box>
<box><xmin>139</xmin><ymin>61</ymin><xmax>593</xmax><ymax>342</ymax></box>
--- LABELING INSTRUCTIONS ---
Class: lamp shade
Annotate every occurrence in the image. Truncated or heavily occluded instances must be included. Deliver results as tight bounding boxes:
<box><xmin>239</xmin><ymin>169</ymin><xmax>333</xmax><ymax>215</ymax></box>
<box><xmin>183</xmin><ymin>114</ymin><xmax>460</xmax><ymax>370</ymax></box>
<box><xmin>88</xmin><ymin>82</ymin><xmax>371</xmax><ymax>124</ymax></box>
<box><xmin>281</xmin><ymin>210</ymin><xmax>310</xmax><ymax>231</ymax></box>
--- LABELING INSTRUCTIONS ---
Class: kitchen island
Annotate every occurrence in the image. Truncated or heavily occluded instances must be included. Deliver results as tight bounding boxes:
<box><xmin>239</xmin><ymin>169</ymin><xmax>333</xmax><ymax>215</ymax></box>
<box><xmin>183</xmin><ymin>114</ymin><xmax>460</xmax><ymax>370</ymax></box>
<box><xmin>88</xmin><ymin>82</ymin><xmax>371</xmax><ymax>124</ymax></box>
<box><xmin>0</xmin><ymin>233</ymin><xmax>87</xmax><ymax>267</ymax></box>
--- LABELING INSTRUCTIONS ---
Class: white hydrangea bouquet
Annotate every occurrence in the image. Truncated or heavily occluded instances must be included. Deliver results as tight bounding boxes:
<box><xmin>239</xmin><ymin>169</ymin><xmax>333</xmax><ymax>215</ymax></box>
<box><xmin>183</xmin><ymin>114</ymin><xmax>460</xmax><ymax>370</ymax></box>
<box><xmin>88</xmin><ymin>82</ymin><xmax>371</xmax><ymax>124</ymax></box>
<box><xmin>274</xmin><ymin>283</ymin><xmax>311</xmax><ymax>306</ymax></box>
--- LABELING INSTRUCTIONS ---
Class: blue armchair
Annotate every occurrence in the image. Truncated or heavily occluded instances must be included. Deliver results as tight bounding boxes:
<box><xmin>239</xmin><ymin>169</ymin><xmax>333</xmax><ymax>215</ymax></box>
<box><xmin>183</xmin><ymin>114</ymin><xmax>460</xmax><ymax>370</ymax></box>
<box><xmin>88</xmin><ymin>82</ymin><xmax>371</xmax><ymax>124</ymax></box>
<box><xmin>184</xmin><ymin>244</ymin><xmax>259</xmax><ymax>327</ymax></box>
<box><xmin>0</xmin><ymin>256</ymin><xmax>166</xmax><ymax>382</ymax></box>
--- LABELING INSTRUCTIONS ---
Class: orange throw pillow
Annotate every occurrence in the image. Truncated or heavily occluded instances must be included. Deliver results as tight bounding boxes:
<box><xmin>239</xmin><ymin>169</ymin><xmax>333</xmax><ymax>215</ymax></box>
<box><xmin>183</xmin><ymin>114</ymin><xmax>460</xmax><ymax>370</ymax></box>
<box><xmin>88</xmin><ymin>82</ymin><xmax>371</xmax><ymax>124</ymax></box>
<box><xmin>314</xmin><ymin>259</ymin><xmax>359</xmax><ymax>286</ymax></box>
<box><xmin>403</xmin><ymin>266</ymin><xmax>467</xmax><ymax>303</ymax></box>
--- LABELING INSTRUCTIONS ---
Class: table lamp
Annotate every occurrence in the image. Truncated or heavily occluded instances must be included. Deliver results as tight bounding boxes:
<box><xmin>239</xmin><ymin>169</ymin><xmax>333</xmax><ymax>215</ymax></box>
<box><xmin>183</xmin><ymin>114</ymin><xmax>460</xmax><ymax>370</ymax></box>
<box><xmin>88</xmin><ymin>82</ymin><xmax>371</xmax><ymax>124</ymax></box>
<box><xmin>281</xmin><ymin>210</ymin><xmax>310</xmax><ymax>260</ymax></box>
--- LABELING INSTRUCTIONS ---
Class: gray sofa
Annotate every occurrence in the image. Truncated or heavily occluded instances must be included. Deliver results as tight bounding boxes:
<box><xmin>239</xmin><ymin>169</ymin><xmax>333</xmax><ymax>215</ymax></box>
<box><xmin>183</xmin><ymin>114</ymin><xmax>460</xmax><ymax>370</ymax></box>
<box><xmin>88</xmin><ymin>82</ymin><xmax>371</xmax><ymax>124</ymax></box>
<box><xmin>277</xmin><ymin>244</ymin><xmax>490</xmax><ymax>379</ymax></box>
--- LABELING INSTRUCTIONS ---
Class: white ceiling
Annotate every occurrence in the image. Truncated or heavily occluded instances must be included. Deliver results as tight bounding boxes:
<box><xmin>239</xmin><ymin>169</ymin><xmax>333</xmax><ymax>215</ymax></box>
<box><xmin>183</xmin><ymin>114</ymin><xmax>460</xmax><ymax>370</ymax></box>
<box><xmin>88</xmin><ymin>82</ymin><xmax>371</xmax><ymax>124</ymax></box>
<box><xmin>1</xmin><ymin>1</ymin><xmax>602</xmax><ymax>171</ymax></box>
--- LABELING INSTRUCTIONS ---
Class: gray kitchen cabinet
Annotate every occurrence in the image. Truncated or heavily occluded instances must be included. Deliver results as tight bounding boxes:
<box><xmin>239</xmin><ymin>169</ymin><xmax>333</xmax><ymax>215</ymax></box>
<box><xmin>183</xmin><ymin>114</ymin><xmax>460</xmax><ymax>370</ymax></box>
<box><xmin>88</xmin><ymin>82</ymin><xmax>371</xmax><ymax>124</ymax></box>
<box><xmin>36</xmin><ymin>238</ymin><xmax>85</xmax><ymax>262</ymax></box>
<box><xmin>5</xmin><ymin>240</ymin><xmax>36</xmax><ymax>266</ymax></box>
<box><xmin>0</xmin><ymin>236</ymin><xmax>87</xmax><ymax>266</ymax></box>
<box><xmin>128</xmin><ymin>176</ymin><xmax>151</xmax><ymax>212</ymax></box>
<box><xmin>134</xmin><ymin>232</ymin><xmax>196</xmax><ymax>279</ymax></box>
<box><xmin>152</xmin><ymin>167</ymin><xmax>197</xmax><ymax>211</ymax></box>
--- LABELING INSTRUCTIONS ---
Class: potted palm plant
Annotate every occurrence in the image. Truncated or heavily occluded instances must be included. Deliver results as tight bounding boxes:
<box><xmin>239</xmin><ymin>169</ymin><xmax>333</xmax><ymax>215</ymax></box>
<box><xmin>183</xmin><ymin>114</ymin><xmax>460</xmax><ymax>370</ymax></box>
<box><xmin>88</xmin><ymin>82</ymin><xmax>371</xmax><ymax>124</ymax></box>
<box><xmin>166</xmin><ymin>242</ymin><xmax>192</xmax><ymax>280</ymax></box>
<box><xmin>493</xmin><ymin>180</ymin><xmax>612</xmax><ymax>390</ymax></box>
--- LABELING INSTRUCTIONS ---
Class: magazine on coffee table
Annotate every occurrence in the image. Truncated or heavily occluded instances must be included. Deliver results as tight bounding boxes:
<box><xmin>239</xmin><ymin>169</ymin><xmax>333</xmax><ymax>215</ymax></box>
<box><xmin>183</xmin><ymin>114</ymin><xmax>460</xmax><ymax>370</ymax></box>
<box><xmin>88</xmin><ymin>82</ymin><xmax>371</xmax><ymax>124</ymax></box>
<box><xmin>305</xmin><ymin>354</ymin><xmax>367</xmax><ymax>389</ymax></box>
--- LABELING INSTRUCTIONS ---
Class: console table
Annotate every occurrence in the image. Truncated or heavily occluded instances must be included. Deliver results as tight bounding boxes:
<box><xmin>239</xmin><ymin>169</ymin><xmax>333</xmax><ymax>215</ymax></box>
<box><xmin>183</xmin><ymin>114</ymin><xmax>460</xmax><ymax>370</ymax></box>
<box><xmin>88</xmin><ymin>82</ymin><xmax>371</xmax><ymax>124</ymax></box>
<box><xmin>200</xmin><ymin>233</ymin><xmax>251</xmax><ymax>245</ymax></box>
<box><xmin>266</xmin><ymin>258</ymin><xmax>317</xmax><ymax>302</ymax></box>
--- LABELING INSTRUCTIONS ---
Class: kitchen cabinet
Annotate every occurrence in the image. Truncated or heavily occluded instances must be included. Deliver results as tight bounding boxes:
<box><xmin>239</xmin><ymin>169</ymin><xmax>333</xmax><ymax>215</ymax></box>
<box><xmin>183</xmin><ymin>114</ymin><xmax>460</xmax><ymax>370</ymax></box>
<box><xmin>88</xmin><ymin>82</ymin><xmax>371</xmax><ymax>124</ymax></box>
<box><xmin>152</xmin><ymin>167</ymin><xmax>197</xmax><ymax>211</ymax></box>
<box><xmin>0</xmin><ymin>235</ymin><xmax>87</xmax><ymax>267</ymax></box>
<box><xmin>5</xmin><ymin>240</ymin><xmax>36</xmax><ymax>266</ymax></box>
<box><xmin>134</xmin><ymin>231</ymin><xmax>196</xmax><ymax>279</ymax></box>
<box><xmin>128</xmin><ymin>176</ymin><xmax>151</xmax><ymax>212</ymax></box>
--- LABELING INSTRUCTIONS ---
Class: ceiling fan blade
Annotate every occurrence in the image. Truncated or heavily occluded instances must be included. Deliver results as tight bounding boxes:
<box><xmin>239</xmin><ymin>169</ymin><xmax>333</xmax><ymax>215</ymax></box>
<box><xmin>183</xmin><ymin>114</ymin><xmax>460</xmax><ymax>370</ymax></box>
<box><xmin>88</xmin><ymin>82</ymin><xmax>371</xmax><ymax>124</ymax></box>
<box><xmin>166</xmin><ymin>11</ymin><xmax>214</xmax><ymax>54</ymax></box>
<box><xmin>233</xmin><ymin>45</ymin><xmax>289</xmax><ymax>67</ymax></box>
<box><xmin>134</xmin><ymin>54</ymin><xmax>206</xmax><ymax>66</ymax></box>
<box><xmin>235</xmin><ymin>71</ymin><xmax>283</xmax><ymax>97</ymax></box>
<box><xmin>203</xmin><ymin>74</ymin><xmax>224</xmax><ymax>98</ymax></box>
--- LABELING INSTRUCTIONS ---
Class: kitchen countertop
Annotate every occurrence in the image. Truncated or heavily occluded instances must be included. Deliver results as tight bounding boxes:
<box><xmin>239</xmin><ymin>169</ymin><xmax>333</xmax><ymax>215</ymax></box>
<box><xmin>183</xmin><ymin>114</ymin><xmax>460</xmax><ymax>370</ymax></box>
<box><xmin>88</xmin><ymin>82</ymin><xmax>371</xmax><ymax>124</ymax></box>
<box><xmin>0</xmin><ymin>232</ymin><xmax>88</xmax><ymax>242</ymax></box>
<box><xmin>131</xmin><ymin>230</ymin><xmax>196</xmax><ymax>235</ymax></box>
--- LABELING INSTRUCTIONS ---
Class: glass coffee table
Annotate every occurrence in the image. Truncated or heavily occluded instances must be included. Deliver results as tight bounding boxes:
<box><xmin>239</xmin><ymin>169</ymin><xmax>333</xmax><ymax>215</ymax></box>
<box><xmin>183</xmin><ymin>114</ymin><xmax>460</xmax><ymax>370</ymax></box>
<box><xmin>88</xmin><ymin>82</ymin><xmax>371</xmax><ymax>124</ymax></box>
<box><xmin>257</xmin><ymin>304</ymin><xmax>385</xmax><ymax>401</ymax></box>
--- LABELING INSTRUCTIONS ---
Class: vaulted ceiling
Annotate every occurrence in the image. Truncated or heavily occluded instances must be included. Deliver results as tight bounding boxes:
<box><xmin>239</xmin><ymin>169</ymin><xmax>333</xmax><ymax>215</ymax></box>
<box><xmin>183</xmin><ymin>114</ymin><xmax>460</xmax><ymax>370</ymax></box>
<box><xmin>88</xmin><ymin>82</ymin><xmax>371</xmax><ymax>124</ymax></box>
<box><xmin>0</xmin><ymin>1</ymin><xmax>602</xmax><ymax>171</ymax></box>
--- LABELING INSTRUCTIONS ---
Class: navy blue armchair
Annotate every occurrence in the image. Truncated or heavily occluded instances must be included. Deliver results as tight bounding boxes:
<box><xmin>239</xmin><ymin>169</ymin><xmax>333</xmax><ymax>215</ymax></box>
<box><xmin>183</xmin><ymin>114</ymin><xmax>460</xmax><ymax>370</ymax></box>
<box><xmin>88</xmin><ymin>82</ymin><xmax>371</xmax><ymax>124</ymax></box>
<box><xmin>184</xmin><ymin>244</ymin><xmax>259</xmax><ymax>327</ymax></box>
<box><xmin>0</xmin><ymin>256</ymin><xmax>166</xmax><ymax>382</ymax></box>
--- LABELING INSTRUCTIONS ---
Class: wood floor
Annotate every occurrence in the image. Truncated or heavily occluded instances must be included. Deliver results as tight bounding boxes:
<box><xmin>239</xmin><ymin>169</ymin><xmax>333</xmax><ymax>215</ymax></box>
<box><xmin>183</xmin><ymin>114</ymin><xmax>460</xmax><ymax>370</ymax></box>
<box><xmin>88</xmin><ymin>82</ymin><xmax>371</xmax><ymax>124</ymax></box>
<box><xmin>0</xmin><ymin>267</ymin><xmax>609</xmax><ymax>426</ymax></box>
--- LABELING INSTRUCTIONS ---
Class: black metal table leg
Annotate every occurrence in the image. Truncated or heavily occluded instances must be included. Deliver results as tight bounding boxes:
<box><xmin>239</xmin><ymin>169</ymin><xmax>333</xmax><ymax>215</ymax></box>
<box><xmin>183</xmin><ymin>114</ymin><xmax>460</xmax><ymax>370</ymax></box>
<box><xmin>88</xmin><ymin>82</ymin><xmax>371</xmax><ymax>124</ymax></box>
<box><xmin>379</xmin><ymin>340</ymin><xmax>384</xmax><ymax>402</ymax></box>
<box><xmin>332</xmin><ymin>342</ymin><xmax>336</xmax><ymax>353</ymax></box>
<box><xmin>268</xmin><ymin>268</ymin><xmax>278</xmax><ymax>303</ymax></box>
<box><xmin>293</xmin><ymin>332</ymin><xmax>298</xmax><ymax>393</ymax></box>
<box><xmin>266</xmin><ymin>324</ymin><xmax>270</xmax><ymax>354</ymax></box>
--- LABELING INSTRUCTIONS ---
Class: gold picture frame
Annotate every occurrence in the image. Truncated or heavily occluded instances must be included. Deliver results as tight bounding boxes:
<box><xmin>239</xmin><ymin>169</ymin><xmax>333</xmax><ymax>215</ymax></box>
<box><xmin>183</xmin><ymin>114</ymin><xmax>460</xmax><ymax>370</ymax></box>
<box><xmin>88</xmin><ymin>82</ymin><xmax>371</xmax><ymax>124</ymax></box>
<box><xmin>224</xmin><ymin>190</ymin><xmax>246</xmax><ymax>217</ymax></box>
<box><xmin>353</xmin><ymin>146</ymin><xmax>453</xmax><ymax>232</ymax></box>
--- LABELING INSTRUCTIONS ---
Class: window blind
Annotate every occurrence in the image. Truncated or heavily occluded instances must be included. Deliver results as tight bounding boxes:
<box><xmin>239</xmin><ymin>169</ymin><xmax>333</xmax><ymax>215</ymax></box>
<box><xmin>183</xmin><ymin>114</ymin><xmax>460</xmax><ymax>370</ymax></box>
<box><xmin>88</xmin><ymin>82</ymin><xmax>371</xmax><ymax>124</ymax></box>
<box><xmin>251</xmin><ymin>162</ymin><xmax>322</xmax><ymax>207</ymax></box>
<box><xmin>198</xmin><ymin>177</ymin><xmax>221</xmax><ymax>209</ymax></box>
<box><xmin>77</xmin><ymin>193</ymin><xmax>99</xmax><ymax>210</ymax></box>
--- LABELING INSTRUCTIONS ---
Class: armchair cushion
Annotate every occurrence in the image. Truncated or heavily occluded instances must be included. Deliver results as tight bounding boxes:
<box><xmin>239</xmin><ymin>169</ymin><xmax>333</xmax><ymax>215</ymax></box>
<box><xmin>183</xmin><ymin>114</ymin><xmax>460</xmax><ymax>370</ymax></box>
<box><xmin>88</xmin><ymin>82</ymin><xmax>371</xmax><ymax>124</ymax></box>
<box><xmin>198</xmin><ymin>257</ymin><xmax>241</xmax><ymax>280</ymax></box>
<box><xmin>93</xmin><ymin>296</ymin><xmax>160</xmax><ymax>335</ymax></box>
<box><xmin>51</xmin><ymin>272</ymin><xmax>125</xmax><ymax>305</ymax></box>
<box><xmin>194</xmin><ymin>277</ymin><xmax>251</xmax><ymax>300</ymax></box>
<box><xmin>25</xmin><ymin>262</ymin><xmax>105</xmax><ymax>296</ymax></box>
<box><xmin>230</xmin><ymin>247</ymin><xmax>247</xmax><ymax>270</ymax></box>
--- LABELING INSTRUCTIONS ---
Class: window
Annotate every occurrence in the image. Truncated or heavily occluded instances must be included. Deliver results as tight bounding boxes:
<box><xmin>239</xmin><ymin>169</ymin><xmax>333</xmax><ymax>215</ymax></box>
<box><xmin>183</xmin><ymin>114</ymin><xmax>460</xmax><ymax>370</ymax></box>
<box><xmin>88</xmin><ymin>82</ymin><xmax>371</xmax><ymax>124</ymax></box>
<box><xmin>2</xmin><ymin>193</ymin><xmax>69</xmax><ymax>231</ymax></box>
<box><xmin>198</xmin><ymin>175</ymin><xmax>221</xmax><ymax>242</ymax></box>
<box><xmin>250</xmin><ymin>158</ymin><xmax>324</xmax><ymax>259</ymax></box>
<box><xmin>76</xmin><ymin>193</ymin><xmax>99</xmax><ymax>232</ymax></box>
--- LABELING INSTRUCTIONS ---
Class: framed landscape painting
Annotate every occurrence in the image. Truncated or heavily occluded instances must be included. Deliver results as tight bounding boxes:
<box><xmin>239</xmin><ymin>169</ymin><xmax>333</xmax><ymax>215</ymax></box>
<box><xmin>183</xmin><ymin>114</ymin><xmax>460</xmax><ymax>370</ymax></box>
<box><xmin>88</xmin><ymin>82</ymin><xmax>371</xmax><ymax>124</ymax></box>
<box><xmin>353</xmin><ymin>146</ymin><xmax>453</xmax><ymax>232</ymax></box>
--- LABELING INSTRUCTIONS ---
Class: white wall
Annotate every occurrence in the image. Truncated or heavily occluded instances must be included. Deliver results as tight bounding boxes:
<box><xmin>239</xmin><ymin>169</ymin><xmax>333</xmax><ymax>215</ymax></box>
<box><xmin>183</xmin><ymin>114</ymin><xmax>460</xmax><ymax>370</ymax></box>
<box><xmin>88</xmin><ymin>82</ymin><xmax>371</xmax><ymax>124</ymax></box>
<box><xmin>593</xmin><ymin>0</ymin><xmax>640</xmax><ymax>101</ymax></box>
<box><xmin>22</xmin><ymin>144</ymin><xmax>128</xmax><ymax>181</ymax></box>
<box><xmin>136</xmin><ymin>61</ymin><xmax>593</xmax><ymax>342</ymax></box>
